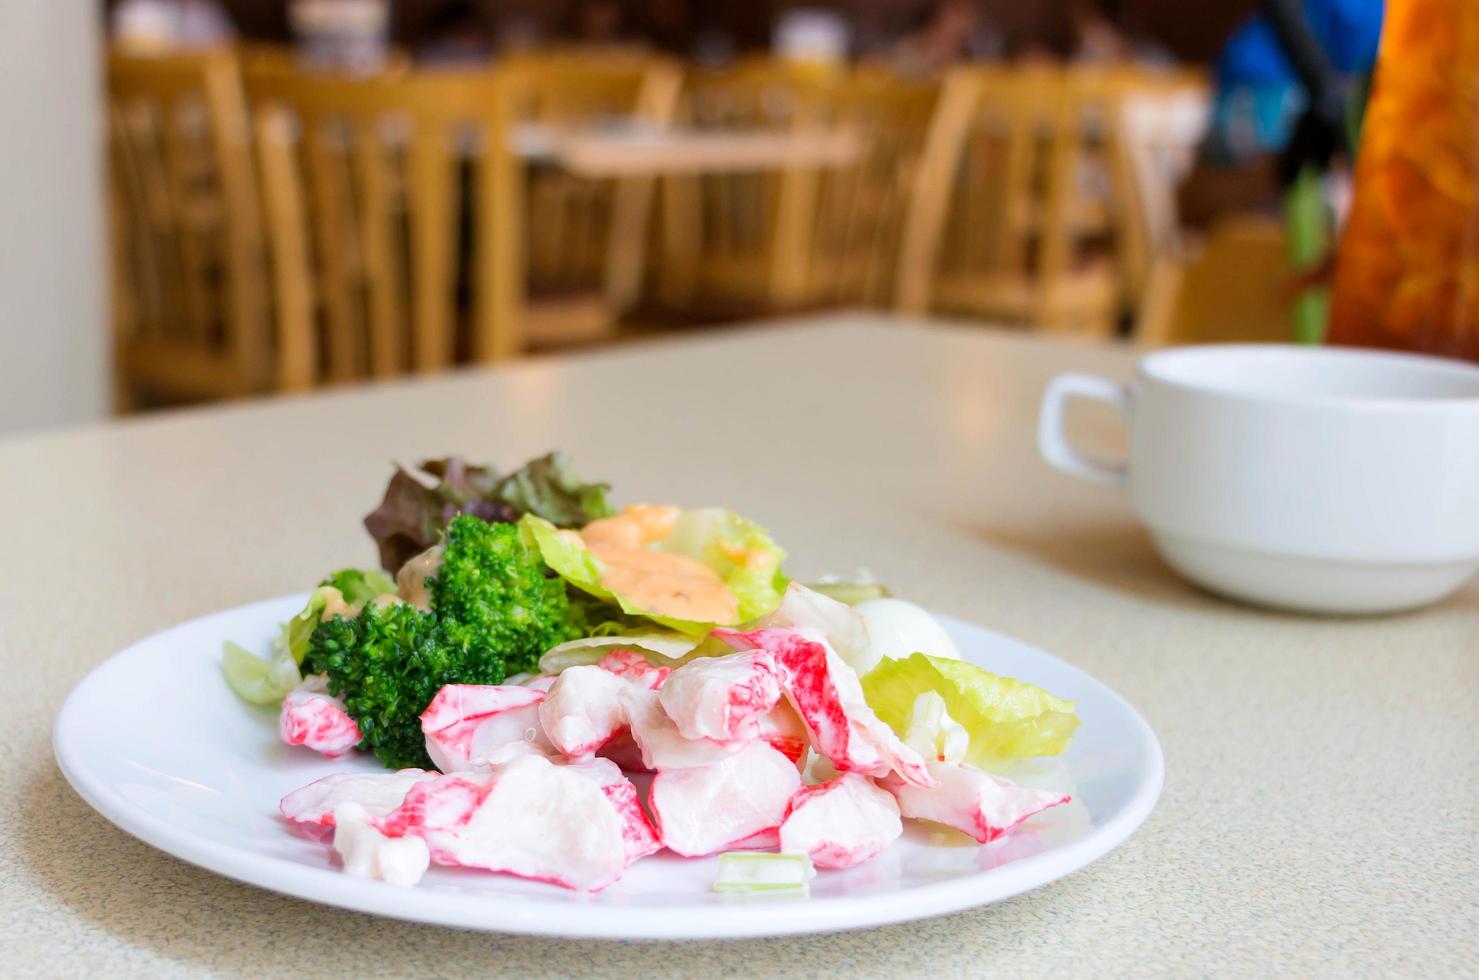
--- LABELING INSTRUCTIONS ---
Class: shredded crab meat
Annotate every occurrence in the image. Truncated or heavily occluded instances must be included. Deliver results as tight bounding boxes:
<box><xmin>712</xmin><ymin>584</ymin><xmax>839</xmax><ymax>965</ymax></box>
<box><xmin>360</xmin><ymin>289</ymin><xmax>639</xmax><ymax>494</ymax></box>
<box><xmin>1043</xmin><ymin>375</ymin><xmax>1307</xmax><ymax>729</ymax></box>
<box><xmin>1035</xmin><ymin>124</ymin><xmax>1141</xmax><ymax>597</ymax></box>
<box><xmin>716</xmin><ymin>628</ymin><xmax>934</xmax><ymax>788</ymax></box>
<box><xmin>277</xmin><ymin>605</ymin><xmax>1073</xmax><ymax>891</ymax></box>
<box><xmin>561</xmin><ymin>756</ymin><xmax>663</xmax><ymax>865</ymax></box>
<box><xmin>279</xmin><ymin>770</ymin><xmax>439</xmax><ymax>828</ymax></box>
<box><xmin>372</xmin><ymin>772</ymin><xmax>492</xmax><ymax>844</ymax></box>
<box><xmin>621</xmin><ymin>686</ymin><xmax>749</xmax><ymax>769</ymax></box>
<box><xmin>404</xmin><ymin>753</ymin><xmax>634</xmax><ymax>891</ymax></box>
<box><xmin>419</xmin><ymin>684</ymin><xmax>550</xmax><ymax>773</ymax></box>
<box><xmin>333</xmin><ymin>801</ymin><xmax>431</xmax><ymax>887</ymax></box>
<box><xmin>648</xmin><ymin>740</ymin><xmax>802</xmax><ymax>857</ymax></box>
<box><xmin>597</xmin><ymin>648</ymin><xmax>672</xmax><ymax>690</ymax></box>
<box><xmin>279</xmin><ymin>675</ymin><xmax>362</xmax><ymax>758</ymax></box>
<box><xmin>758</xmin><ymin>582</ymin><xmax>877</xmax><ymax>675</ymax></box>
<box><xmin>658</xmin><ymin>648</ymin><xmax>783</xmax><ymax>742</ymax></box>
<box><xmin>883</xmin><ymin>760</ymin><xmax>1069</xmax><ymax>843</ymax></box>
<box><xmin>521</xmin><ymin>674</ymin><xmax>559</xmax><ymax>693</ymax></box>
<box><xmin>538</xmin><ymin>665</ymin><xmax>630</xmax><ymax>758</ymax></box>
<box><xmin>756</xmin><ymin>700</ymin><xmax>809</xmax><ymax>764</ymax></box>
<box><xmin>355</xmin><ymin>755</ymin><xmax>657</xmax><ymax>890</ymax></box>
<box><xmin>779</xmin><ymin>772</ymin><xmax>902</xmax><ymax>869</ymax></box>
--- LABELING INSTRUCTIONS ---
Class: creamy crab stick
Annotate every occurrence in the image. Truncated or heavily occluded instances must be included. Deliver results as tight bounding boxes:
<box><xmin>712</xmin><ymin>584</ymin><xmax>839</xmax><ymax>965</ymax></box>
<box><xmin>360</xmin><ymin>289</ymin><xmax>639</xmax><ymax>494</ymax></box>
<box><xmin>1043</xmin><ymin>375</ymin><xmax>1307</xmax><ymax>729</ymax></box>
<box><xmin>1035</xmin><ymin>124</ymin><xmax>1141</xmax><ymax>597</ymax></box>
<box><xmin>278</xmin><ymin>623</ymin><xmax>1069</xmax><ymax>891</ymax></box>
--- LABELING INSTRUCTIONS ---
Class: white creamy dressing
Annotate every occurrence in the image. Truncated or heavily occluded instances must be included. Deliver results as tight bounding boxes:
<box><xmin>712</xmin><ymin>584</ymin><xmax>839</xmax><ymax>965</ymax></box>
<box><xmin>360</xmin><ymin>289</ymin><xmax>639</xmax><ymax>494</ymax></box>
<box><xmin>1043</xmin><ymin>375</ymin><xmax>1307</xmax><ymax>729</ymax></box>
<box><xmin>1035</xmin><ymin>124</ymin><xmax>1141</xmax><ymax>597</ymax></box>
<box><xmin>395</xmin><ymin>544</ymin><xmax>445</xmax><ymax>612</ymax></box>
<box><xmin>317</xmin><ymin>587</ymin><xmax>404</xmax><ymax>623</ymax></box>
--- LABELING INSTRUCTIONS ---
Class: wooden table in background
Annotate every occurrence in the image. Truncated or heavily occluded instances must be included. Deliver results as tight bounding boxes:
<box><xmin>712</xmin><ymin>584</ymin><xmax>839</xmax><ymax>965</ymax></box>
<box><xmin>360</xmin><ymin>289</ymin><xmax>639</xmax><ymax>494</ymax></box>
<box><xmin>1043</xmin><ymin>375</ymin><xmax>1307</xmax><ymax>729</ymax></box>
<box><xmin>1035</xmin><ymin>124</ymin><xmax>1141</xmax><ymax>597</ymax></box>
<box><xmin>512</xmin><ymin>123</ymin><xmax>862</xmax><ymax>176</ymax></box>
<box><xmin>2</xmin><ymin>314</ymin><xmax>1473</xmax><ymax>977</ymax></box>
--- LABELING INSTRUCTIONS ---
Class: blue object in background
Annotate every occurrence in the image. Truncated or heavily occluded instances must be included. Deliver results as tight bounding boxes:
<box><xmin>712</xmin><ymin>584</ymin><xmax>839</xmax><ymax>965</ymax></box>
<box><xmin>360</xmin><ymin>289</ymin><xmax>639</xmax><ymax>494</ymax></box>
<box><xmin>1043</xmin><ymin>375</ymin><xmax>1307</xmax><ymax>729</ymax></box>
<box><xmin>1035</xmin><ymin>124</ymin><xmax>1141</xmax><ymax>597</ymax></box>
<box><xmin>1208</xmin><ymin>0</ymin><xmax>1383</xmax><ymax>162</ymax></box>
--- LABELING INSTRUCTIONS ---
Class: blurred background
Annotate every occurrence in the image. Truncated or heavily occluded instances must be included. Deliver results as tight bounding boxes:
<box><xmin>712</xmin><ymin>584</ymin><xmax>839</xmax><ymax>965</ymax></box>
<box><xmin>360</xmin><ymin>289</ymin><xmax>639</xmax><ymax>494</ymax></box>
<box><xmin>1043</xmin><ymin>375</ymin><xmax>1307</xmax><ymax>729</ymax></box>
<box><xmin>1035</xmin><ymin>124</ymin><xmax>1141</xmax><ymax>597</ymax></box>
<box><xmin>7</xmin><ymin>0</ymin><xmax>1450</xmax><ymax>436</ymax></box>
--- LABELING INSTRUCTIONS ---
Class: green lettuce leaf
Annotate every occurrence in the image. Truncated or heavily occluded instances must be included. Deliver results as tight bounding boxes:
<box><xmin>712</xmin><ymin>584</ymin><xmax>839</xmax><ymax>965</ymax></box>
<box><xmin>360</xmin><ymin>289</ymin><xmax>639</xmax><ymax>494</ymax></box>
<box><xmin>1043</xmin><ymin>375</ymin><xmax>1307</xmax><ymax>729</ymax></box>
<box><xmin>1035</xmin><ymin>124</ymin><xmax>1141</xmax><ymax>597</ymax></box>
<box><xmin>222</xmin><ymin>640</ymin><xmax>301</xmax><ymax>706</ymax></box>
<box><xmin>227</xmin><ymin>569</ymin><xmax>391</xmax><ymax>707</ymax></box>
<box><xmin>663</xmin><ymin>508</ymin><xmax>788</xmax><ymax>624</ymax></box>
<box><xmin>805</xmin><ymin>581</ymin><xmax>890</xmax><ymax>605</ymax></box>
<box><xmin>322</xmin><ymin>568</ymin><xmax>395</xmax><ymax>605</ymax></box>
<box><xmin>273</xmin><ymin>569</ymin><xmax>392</xmax><ymax>667</ymax></box>
<box><xmin>492</xmin><ymin>451</ymin><xmax>614</xmax><ymax>529</ymax></box>
<box><xmin>521</xmin><ymin>508</ymin><xmax>787</xmax><ymax>635</ymax></box>
<box><xmin>861</xmin><ymin>652</ymin><xmax>1080</xmax><ymax>765</ymax></box>
<box><xmin>364</xmin><ymin>454</ymin><xmax>612</xmax><ymax>572</ymax></box>
<box><xmin>276</xmin><ymin>586</ymin><xmax>333</xmax><ymax>666</ymax></box>
<box><xmin>537</xmin><ymin>631</ymin><xmax>703</xmax><ymax>674</ymax></box>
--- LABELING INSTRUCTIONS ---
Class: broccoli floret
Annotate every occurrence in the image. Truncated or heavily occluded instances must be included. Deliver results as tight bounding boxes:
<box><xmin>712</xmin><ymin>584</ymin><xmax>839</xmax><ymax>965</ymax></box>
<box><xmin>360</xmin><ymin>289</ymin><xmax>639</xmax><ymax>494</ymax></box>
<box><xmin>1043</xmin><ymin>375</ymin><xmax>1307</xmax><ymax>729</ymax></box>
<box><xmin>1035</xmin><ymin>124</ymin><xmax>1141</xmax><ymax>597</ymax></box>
<box><xmin>304</xmin><ymin>604</ymin><xmax>508</xmax><ymax>769</ymax></box>
<box><xmin>428</xmin><ymin>515</ymin><xmax>579</xmax><ymax>674</ymax></box>
<box><xmin>302</xmin><ymin>515</ymin><xmax>576</xmax><ymax>770</ymax></box>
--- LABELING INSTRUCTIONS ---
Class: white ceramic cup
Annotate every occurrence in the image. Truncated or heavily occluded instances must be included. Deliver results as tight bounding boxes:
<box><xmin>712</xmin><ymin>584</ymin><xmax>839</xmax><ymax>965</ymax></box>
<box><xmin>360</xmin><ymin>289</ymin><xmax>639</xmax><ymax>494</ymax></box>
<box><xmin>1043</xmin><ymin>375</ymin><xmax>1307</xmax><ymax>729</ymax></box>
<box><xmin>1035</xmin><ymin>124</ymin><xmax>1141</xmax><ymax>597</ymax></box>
<box><xmin>1037</xmin><ymin>344</ymin><xmax>1479</xmax><ymax>614</ymax></box>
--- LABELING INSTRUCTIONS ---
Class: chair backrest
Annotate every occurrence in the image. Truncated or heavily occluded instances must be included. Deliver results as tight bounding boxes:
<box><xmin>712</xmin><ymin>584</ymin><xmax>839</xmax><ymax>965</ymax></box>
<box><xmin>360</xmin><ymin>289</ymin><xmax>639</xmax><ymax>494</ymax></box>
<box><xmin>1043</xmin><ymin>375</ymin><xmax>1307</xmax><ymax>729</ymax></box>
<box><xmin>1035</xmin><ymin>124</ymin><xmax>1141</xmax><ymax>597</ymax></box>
<box><xmin>107</xmin><ymin>50</ymin><xmax>269</xmax><ymax>396</ymax></box>
<box><xmin>659</xmin><ymin>59</ymin><xmax>841</xmax><ymax>309</ymax></box>
<box><xmin>499</xmin><ymin>48</ymin><xmax>676</xmax><ymax>124</ymax></box>
<box><xmin>243</xmin><ymin>64</ymin><xmax>520</xmax><ymax>382</ymax></box>
<box><xmin>1105</xmin><ymin>67</ymin><xmax>1211</xmax><ymax>308</ymax></box>
<box><xmin>807</xmin><ymin>71</ymin><xmax>939</xmax><ymax>306</ymax></box>
<box><xmin>899</xmin><ymin>66</ymin><xmax>1109</xmax><ymax>315</ymax></box>
<box><xmin>495</xmin><ymin>51</ymin><xmax>682</xmax><ymax>308</ymax></box>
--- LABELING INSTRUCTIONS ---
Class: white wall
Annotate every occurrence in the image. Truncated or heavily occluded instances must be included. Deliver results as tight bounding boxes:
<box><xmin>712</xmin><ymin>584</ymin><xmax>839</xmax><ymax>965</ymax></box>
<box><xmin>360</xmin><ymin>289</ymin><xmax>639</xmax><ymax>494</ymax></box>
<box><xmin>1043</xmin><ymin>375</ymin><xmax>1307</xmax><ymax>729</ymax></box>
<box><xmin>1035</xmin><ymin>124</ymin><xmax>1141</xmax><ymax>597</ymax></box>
<box><xmin>0</xmin><ymin>2</ymin><xmax>107</xmax><ymax>436</ymax></box>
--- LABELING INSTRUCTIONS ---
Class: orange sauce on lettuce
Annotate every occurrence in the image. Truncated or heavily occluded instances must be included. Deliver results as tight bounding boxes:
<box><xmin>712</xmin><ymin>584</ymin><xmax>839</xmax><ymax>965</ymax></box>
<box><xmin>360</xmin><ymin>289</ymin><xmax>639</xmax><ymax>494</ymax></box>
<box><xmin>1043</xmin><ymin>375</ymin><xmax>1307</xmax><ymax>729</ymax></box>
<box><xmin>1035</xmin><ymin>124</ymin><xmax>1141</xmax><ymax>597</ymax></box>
<box><xmin>578</xmin><ymin>505</ymin><xmax>737</xmax><ymax>624</ymax></box>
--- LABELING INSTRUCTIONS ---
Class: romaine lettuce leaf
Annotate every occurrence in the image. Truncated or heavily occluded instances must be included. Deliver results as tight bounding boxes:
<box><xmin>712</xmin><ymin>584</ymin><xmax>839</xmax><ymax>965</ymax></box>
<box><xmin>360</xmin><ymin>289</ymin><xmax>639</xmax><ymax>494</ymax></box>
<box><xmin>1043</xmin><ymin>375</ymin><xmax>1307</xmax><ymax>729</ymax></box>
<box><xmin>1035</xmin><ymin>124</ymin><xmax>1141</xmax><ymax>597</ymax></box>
<box><xmin>861</xmin><ymin>653</ymin><xmax>1079</xmax><ymax>765</ymax></box>
<box><xmin>222</xmin><ymin>641</ymin><xmax>301</xmax><ymax>706</ymax></box>
<box><xmin>521</xmin><ymin>508</ymin><xmax>787</xmax><ymax>635</ymax></box>
<box><xmin>663</xmin><ymin>508</ymin><xmax>787</xmax><ymax>624</ymax></box>
<box><xmin>273</xmin><ymin>569</ymin><xmax>393</xmax><ymax>670</ymax></box>
<box><xmin>276</xmin><ymin>585</ymin><xmax>340</xmax><ymax>665</ymax></box>
<box><xmin>805</xmin><ymin>581</ymin><xmax>890</xmax><ymax>605</ymax></box>
<box><xmin>537</xmin><ymin>631</ymin><xmax>703</xmax><ymax>674</ymax></box>
<box><xmin>322</xmin><ymin>568</ymin><xmax>395</xmax><ymax>605</ymax></box>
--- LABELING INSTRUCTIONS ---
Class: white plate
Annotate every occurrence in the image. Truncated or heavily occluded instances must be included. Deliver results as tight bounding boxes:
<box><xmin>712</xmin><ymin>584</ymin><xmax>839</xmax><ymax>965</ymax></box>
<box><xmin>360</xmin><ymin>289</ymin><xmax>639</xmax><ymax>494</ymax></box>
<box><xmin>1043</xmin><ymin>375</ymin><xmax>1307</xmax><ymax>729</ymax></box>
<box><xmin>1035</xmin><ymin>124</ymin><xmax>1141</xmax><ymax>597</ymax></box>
<box><xmin>53</xmin><ymin>595</ymin><xmax>1162</xmax><ymax>940</ymax></box>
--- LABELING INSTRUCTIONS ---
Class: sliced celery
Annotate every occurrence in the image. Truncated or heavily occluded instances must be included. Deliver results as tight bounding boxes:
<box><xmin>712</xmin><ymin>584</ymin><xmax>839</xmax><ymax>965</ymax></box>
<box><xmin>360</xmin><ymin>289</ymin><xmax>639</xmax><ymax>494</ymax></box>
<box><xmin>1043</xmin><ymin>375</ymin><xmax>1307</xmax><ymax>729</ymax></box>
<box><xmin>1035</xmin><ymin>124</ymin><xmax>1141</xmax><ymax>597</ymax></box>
<box><xmin>713</xmin><ymin>852</ymin><xmax>815</xmax><ymax>896</ymax></box>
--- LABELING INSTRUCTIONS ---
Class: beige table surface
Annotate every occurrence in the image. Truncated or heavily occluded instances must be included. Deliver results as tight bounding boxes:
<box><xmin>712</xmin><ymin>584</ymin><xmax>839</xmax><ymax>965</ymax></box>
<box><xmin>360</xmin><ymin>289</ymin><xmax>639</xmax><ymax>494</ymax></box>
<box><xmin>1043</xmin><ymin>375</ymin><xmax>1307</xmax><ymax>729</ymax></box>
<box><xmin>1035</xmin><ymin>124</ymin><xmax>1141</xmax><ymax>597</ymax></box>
<box><xmin>3</xmin><ymin>314</ymin><xmax>1475</xmax><ymax>977</ymax></box>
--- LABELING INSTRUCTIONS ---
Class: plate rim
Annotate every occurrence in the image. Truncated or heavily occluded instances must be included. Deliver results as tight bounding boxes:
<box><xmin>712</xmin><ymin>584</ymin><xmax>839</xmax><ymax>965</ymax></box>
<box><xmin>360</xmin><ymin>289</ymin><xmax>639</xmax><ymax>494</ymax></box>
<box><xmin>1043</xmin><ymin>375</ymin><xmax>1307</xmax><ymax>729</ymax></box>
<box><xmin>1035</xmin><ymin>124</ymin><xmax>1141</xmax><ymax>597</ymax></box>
<box><xmin>53</xmin><ymin>595</ymin><xmax>1164</xmax><ymax>940</ymax></box>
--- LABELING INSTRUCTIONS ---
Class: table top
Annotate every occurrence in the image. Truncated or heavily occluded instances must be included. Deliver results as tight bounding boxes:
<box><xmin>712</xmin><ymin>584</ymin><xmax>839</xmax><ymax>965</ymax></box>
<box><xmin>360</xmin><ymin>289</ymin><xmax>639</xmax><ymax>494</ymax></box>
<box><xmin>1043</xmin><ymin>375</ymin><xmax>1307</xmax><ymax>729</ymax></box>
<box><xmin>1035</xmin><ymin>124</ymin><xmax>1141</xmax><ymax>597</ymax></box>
<box><xmin>513</xmin><ymin>122</ymin><xmax>862</xmax><ymax>176</ymax></box>
<box><xmin>4</xmin><ymin>314</ymin><xmax>1474</xmax><ymax>976</ymax></box>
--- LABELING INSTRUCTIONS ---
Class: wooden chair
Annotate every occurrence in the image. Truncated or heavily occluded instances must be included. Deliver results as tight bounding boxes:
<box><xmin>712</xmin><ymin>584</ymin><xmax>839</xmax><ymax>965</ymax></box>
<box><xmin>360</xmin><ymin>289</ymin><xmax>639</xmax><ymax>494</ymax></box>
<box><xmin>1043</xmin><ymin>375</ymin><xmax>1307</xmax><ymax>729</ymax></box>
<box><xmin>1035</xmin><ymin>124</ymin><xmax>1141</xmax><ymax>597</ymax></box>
<box><xmin>495</xmin><ymin>50</ymin><xmax>682</xmax><ymax>346</ymax></box>
<box><xmin>656</xmin><ymin>59</ymin><xmax>842</xmax><ymax>313</ymax></box>
<box><xmin>238</xmin><ymin>41</ymin><xmax>414</xmax><ymax>78</ymax></box>
<box><xmin>806</xmin><ymin>71</ymin><xmax>939</xmax><ymax>307</ymax></box>
<box><xmin>107</xmin><ymin>51</ymin><xmax>270</xmax><ymax>405</ymax></box>
<box><xmin>896</xmin><ymin>66</ymin><xmax>1125</xmax><ymax>336</ymax></box>
<box><xmin>1103</xmin><ymin>67</ymin><xmax>1211</xmax><ymax>336</ymax></box>
<box><xmin>243</xmin><ymin>64</ymin><xmax>522</xmax><ymax>379</ymax></box>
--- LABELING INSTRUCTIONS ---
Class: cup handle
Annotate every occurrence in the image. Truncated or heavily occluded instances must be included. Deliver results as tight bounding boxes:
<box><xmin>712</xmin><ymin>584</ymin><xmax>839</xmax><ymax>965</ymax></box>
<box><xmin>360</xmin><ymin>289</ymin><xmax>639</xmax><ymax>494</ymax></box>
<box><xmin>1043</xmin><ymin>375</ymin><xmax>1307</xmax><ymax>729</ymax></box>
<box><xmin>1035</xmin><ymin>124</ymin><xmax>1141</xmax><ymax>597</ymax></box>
<box><xmin>1037</xmin><ymin>373</ymin><xmax>1131</xmax><ymax>490</ymax></box>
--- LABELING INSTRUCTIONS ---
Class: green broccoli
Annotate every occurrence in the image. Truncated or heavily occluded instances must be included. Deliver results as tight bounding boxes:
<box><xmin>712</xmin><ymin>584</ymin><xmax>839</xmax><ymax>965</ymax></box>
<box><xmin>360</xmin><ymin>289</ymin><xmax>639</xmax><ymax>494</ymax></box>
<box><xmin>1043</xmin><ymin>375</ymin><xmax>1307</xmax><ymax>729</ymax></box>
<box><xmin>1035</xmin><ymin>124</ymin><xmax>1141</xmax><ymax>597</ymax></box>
<box><xmin>427</xmin><ymin>514</ymin><xmax>580</xmax><ymax>666</ymax></box>
<box><xmin>302</xmin><ymin>516</ymin><xmax>576</xmax><ymax>770</ymax></box>
<box><xmin>303</xmin><ymin>604</ymin><xmax>507</xmax><ymax>769</ymax></box>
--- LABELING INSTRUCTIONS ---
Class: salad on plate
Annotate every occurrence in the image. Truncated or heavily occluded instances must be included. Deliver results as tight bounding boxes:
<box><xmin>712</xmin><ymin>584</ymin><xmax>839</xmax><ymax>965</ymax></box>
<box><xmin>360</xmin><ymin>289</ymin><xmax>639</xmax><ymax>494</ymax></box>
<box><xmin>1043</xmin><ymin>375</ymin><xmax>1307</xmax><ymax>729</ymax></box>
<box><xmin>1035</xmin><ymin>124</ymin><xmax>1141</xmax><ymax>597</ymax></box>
<box><xmin>224</xmin><ymin>453</ymin><xmax>1081</xmax><ymax>893</ymax></box>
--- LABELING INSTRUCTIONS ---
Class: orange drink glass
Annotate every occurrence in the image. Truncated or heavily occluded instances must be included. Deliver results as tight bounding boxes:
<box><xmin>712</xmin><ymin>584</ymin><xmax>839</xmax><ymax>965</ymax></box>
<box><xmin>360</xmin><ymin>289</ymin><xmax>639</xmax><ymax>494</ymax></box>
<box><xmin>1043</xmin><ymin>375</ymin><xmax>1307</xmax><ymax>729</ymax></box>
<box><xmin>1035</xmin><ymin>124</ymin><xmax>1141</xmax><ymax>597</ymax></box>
<box><xmin>1328</xmin><ymin>0</ymin><xmax>1479</xmax><ymax>361</ymax></box>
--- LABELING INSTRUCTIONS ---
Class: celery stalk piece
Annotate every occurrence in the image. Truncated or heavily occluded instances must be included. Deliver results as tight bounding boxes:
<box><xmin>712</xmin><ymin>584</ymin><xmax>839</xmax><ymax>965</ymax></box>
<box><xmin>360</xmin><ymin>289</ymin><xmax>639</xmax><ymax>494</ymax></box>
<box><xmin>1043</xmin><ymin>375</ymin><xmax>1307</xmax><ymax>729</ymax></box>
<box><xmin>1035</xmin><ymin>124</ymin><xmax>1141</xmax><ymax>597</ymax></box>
<box><xmin>713</xmin><ymin>852</ymin><xmax>816</xmax><ymax>896</ymax></box>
